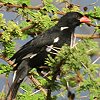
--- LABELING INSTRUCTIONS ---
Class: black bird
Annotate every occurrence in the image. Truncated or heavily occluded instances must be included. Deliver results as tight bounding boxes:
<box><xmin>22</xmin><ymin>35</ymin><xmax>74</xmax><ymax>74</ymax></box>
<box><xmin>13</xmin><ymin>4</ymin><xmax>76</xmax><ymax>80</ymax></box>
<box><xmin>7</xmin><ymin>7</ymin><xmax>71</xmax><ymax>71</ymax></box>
<box><xmin>6</xmin><ymin>12</ymin><xmax>91</xmax><ymax>100</ymax></box>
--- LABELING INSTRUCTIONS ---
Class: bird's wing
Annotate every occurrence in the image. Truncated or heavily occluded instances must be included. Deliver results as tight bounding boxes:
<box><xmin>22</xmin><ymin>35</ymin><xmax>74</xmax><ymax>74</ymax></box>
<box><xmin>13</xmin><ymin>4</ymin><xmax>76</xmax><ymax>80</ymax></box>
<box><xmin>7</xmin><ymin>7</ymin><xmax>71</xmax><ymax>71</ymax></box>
<box><xmin>10</xmin><ymin>30</ymin><xmax>59</xmax><ymax>64</ymax></box>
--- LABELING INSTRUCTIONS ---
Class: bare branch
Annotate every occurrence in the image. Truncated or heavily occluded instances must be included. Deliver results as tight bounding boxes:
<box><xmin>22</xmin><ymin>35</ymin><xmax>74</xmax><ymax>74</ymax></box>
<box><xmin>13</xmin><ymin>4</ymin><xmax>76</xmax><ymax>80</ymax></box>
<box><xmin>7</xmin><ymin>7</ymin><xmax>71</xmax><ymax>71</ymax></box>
<box><xmin>0</xmin><ymin>54</ymin><xmax>15</xmax><ymax>66</ymax></box>
<box><xmin>0</xmin><ymin>2</ymin><xmax>42</xmax><ymax>10</ymax></box>
<box><xmin>21</xmin><ymin>24</ymin><xmax>37</xmax><ymax>32</ymax></box>
<box><xmin>0</xmin><ymin>2</ymin><xmax>65</xmax><ymax>15</ymax></box>
<box><xmin>29</xmin><ymin>75</ymin><xmax>47</xmax><ymax>96</ymax></box>
<box><xmin>92</xmin><ymin>56</ymin><xmax>100</xmax><ymax>64</ymax></box>
<box><xmin>87</xmin><ymin>0</ymin><xmax>99</xmax><ymax>6</ymax></box>
<box><xmin>75</xmin><ymin>33</ymin><xmax>100</xmax><ymax>39</ymax></box>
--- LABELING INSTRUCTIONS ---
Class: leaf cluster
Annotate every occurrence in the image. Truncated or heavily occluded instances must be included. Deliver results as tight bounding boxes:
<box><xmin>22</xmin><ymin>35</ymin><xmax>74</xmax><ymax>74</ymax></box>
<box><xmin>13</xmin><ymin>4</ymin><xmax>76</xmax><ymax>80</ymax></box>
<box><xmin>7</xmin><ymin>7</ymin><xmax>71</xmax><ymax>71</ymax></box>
<box><xmin>0</xmin><ymin>0</ymin><xmax>31</xmax><ymax>5</ymax></box>
<box><xmin>87</xmin><ymin>6</ymin><xmax>100</xmax><ymax>34</ymax></box>
<box><xmin>0</xmin><ymin>64</ymin><xmax>12</xmax><ymax>76</ymax></box>
<box><xmin>17</xmin><ymin>83</ymin><xmax>45</xmax><ymax>100</ymax></box>
<box><xmin>45</xmin><ymin>39</ymin><xmax>100</xmax><ymax>99</ymax></box>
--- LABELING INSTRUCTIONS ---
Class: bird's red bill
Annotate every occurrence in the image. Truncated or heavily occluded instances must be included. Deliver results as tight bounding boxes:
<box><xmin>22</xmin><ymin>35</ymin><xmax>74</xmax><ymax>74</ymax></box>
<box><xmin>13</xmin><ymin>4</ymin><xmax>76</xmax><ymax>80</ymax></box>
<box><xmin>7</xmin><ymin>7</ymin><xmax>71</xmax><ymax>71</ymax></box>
<box><xmin>80</xmin><ymin>16</ymin><xmax>91</xmax><ymax>23</ymax></box>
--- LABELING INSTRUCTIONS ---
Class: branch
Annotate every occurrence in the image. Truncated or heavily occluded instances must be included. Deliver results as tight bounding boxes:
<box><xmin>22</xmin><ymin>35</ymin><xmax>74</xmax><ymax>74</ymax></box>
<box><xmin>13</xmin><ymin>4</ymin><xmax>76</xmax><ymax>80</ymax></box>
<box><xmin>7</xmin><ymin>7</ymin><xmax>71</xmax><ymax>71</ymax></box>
<box><xmin>87</xmin><ymin>0</ymin><xmax>99</xmax><ymax>6</ymax></box>
<box><xmin>0</xmin><ymin>2</ymin><xmax>42</xmax><ymax>10</ymax></box>
<box><xmin>92</xmin><ymin>56</ymin><xmax>100</xmax><ymax>64</ymax></box>
<box><xmin>0</xmin><ymin>2</ymin><xmax>65</xmax><ymax>15</ymax></box>
<box><xmin>87</xmin><ymin>23</ymin><xmax>100</xmax><ymax>28</ymax></box>
<box><xmin>0</xmin><ymin>54</ymin><xmax>15</xmax><ymax>66</ymax></box>
<box><xmin>21</xmin><ymin>24</ymin><xmax>37</xmax><ymax>32</ymax></box>
<box><xmin>75</xmin><ymin>33</ymin><xmax>100</xmax><ymax>39</ymax></box>
<box><xmin>2</xmin><ymin>1</ymin><xmax>100</xmax><ymax>20</ymax></box>
<box><xmin>0</xmin><ymin>23</ymin><xmax>37</xmax><ymax>37</ymax></box>
<box><xmin>29</xmin><ymin>75</ymin><xmax>47</xmax><ymax>96</ymax></box>
<box><xmin>0</xmin><ymin>2</ymin><xmax>100</xmax><ymax>38</ymax></box>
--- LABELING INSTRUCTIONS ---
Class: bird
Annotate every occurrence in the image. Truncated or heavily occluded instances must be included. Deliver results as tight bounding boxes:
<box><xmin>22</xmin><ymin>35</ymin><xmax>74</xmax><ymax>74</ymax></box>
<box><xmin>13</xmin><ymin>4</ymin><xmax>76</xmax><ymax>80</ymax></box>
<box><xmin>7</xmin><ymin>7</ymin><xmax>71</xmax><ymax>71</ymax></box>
<box><xmin>6</xmin><ymin>12</ymin><xmax>91</xmax><ymax>100</ymax></box>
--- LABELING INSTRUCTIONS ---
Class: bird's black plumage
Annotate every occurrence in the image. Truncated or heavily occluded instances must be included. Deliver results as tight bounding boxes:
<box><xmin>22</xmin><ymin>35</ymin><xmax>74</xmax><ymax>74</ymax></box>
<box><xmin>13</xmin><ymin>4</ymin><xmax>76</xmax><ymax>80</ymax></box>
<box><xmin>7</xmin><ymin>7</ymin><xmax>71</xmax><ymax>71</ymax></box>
<box><xmin>6</xmin><ymin>12</ymin><xmax>90</xmax><ymax>100</ymax></box>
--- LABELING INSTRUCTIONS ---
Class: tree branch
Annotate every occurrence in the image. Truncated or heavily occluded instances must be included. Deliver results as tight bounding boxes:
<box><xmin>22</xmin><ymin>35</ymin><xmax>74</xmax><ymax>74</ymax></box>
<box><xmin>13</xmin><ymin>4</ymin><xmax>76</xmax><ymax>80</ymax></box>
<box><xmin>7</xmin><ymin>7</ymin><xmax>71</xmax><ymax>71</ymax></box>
<box><xmin>0</xmin><ymin>2</ymin><xmax>42</xmax><ymax>10</ymax></box>
<box><xmin>0</xmin><ymin>23</ymin><xmax>37</xmax><ymax>37</ymax></box>
<box><xmin>29</xmin><ymin>75</ymin><xmax>47</xmax><ymax>96</ymax></box>
<box><xmin>0</xmin><ymin>2</ymin><xmax>65</xmax><ymax>15</ymax></box>
<box><xmin>75</xmin><ymin>33</ymin><xmax>100</xmax><ymax>39</ymax></box>
<box><xmin>21</xmin><ymin>24</ymin><xmax>37</xmax><ymax>32</ymax></box>
<box><xmin>0</xmin><ymin>54</ymin><xmax>15</xmax><ymax>66</ymax></box>
<box><xmin>0</xmin><ymin>2</ymin><xmax>100</xmax><ymax>39</ymax></box>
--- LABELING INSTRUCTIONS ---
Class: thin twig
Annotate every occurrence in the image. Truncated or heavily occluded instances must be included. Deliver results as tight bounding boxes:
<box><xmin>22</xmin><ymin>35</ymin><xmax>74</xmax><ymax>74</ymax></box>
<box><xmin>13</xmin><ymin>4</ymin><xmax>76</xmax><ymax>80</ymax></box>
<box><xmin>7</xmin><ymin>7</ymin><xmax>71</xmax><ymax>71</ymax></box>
<box><xmin>87</xmin><ymin>0</ymin><xmax>99</xmax><ymax>6</ymax></box>
<box><xmin>21</xmin><ymin>24</ymin><xmax>37</xmax><ymax>32</ymax></box>
<box><xmin>30</xmin><ymin>90</ymin><xmax>40</xmax><ymax>95</ymax></box>
<box><xmin>92</xmin><ymin>56</ymin><xmax>100</xmax><ymax>64</ymax></box>
<box><xmin>0</xmin><ymin>54</ymin><xmax>15</xmax><ymax>66</ymax></box>
<box><xmin>0</xmin><ymin>23</ymin><xmax>37</xmax><ymax>37</ymax></box>
<box><xmin>0</xmin><ymin>2</ymin><xmax>42</xmax><ymax>10</ymax></box>
<box><xmin>0</xmin><ymin>2</ymin><xmax>65</xmax><ymax>15</ymax></box>
<box><xmin>87</xmin><ymin>23</ymin><xmax>100</xmax><ymax>28</ymax></box>
<box><xmin>75</xmin><ymin>33</ymin><xmax>100</xmax><ymax>39</ymax></box>
<box><xmin>20</xmin><ymin>87</ymin><xmax>27</xmax><ymax>92</ymax></box>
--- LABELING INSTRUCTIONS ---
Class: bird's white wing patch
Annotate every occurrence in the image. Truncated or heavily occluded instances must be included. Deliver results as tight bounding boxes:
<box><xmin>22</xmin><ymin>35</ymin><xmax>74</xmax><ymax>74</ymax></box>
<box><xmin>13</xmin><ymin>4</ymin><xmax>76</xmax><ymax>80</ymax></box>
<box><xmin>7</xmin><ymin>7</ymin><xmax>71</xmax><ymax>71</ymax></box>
<box><xmin>22</xmin><ymin>53</ymin><xmax>37</xmax><ymax>59</ymax></box>
<box><xmin>30</xmin><ymin>53</ymin><xmax>37</xmax><ymax>58</ymax></box>
<box><xmin>13</xmin><ymin>71</ymin><xmax>17</xmax><ymax>82</ymax></box>
<box><xmin>46</xmin><ymin>45</ymin><xmax>53</xmax><ymax>52</ymax></box>
<box><xmin>60</xmin><ymin>27</ymin><xmax>69</xmax><ymax>31</ymax></box>
<box><xmin>53</xmin><ymin>37</ymin><xmax>59</xmax><ymax>43</ymax></box>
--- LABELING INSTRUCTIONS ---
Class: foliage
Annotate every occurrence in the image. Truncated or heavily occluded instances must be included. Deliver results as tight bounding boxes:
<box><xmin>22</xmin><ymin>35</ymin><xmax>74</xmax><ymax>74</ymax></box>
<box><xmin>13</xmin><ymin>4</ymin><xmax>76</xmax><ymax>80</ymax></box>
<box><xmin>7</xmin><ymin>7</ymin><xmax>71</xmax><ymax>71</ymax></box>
<box><xmin>88</xmin><ymin>6</ymin><xmax>100</xmax><ymax>34</ymax></box>
<box><xmin>0</xmin><ymin>0</ymin><xmax>100</xmax><ymax>100</ymax></box>
<box><xmin>0</xmin><ymin>92</ymin><xmax>6</xmax><ymax>100</ymax></box>
<box><xmin>45</xmin><ymin>39</ymin><xmax>100</xmax><ymax>99</ymax></box>
<box><xmin>88</xmin><ymin>6</ymin><xmax>100</xmax><ymax>18</ymax></box>
<box><xmin>17</xmin><ymin>83</ymin><xmax>45</xmax><ymax>100</ymax></box>
<box><xmin>0</xmin><ymin>64</ymin><xmax>12</xmax><ymax>75</ymax></box>
<box><xmin>0</xmin><ymin>0</ymin><xmax>31</xmax><ymax>5</ymax></box>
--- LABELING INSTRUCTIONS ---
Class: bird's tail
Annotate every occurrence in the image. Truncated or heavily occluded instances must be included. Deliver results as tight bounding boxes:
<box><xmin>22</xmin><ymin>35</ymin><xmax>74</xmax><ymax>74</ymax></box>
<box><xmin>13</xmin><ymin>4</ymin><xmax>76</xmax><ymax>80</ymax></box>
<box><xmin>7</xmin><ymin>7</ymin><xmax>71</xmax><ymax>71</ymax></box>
<box><xmin>6</xmin><ymin>59</ymin><xmax>31</xmax><ymax>100</ymax></box>
<box><xmin>6</xmin><ymin>78</ymin><xmax>23</xmax><ymax>100</ymax></box>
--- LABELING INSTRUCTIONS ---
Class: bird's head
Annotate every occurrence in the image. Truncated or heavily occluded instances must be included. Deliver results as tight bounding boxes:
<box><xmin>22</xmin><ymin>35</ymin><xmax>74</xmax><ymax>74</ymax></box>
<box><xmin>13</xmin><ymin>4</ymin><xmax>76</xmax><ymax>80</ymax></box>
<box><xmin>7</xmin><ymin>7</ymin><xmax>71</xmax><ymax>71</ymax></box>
<box><xmin>58</xmin><ymin>12</ymin><xmax>91</xmax><ymax>29</ymax></box>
